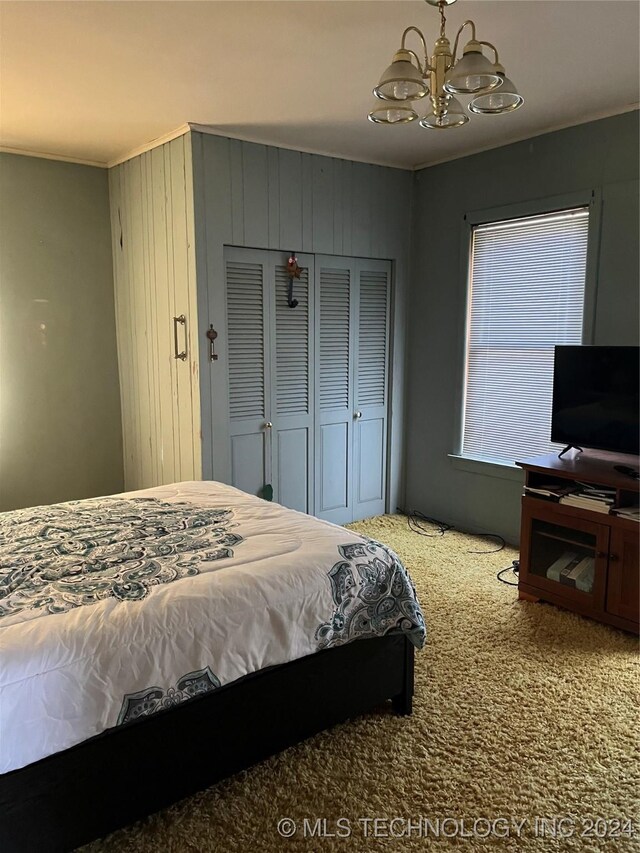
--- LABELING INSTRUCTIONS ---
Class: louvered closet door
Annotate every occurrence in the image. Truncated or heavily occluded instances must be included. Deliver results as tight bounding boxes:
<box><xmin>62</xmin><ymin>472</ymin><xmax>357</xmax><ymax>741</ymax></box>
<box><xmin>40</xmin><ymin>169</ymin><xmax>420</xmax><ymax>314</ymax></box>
<box><xmin>225</xmin><ymin>248</ymin><xmax>271</xmax><ymax>497</ymax></box>
<box><xmin>314</xmin><ymin>257</ymin><xmax>357</xmax><ymax>524</ymax></box>
<box><xmin>353</xmin><ymin>260</ymin><xmax>391</xmax><ymax>521</ymax></box>
<box><xmin>269</xmin><ymin>253</ymin><xmax>315</xmax><ymax>513</ymax></box>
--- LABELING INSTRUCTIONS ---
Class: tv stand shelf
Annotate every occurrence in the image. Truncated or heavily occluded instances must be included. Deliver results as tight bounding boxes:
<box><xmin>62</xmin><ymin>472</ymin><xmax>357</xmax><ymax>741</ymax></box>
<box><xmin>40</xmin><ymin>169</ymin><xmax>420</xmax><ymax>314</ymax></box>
<box><xmin>516</xmin><ymin>450</ymin><xmax>639</xmax><ymax>634</ymax></box>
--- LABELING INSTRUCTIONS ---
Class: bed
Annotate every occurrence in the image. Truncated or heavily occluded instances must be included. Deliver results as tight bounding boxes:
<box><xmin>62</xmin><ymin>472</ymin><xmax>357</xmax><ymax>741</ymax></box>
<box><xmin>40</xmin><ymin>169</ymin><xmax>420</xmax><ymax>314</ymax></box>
<box><xmin>0</xmin><ymin>481</ymin><xmax>425</xmax><ymax>852</ymax></box>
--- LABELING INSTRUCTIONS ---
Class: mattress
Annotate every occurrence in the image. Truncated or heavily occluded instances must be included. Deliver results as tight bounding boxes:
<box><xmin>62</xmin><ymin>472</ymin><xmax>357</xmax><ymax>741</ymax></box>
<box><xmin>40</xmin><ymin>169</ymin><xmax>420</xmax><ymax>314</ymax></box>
<box><xmin>0</xmin><ymin>481</ymin><xmax>425</xmax><ymax>773</ymax></box>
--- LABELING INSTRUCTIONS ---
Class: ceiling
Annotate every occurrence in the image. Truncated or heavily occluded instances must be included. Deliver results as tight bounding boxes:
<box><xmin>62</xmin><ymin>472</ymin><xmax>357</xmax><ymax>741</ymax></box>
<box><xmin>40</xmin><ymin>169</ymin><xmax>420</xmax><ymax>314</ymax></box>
<box><xmin>0</xmin><ymin>1</ymin><xmax>638</xmax><ymax>170</ymax></box>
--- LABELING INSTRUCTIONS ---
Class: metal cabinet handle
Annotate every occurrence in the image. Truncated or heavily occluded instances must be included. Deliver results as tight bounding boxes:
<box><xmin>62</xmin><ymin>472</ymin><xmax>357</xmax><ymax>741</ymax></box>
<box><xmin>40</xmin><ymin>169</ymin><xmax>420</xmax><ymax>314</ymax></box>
<box><xmin>354</xmin><ymin>411</ymin><xmax>362</xmax><ymax>419</ymax></box>
<box><xmin>173</xmin><ymin>315</ymin><xmax>187</xmax><ymax>361</ymax></box>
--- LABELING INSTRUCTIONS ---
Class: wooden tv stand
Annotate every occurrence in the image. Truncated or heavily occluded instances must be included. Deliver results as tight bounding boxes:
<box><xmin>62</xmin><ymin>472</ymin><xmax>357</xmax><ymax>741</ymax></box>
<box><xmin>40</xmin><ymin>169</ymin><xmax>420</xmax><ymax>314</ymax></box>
<box><xmin>516</xmin><ymin>450</ymin><xmax>639</xmax><ymax>634</ymax></box>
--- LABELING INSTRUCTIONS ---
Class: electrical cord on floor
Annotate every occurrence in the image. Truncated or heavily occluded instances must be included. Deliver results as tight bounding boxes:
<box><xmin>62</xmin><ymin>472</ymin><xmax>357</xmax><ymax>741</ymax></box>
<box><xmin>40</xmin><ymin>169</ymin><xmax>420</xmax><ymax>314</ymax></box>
<box><xmin>467</xmin><ymin>533</ymin><xmax>506</xmax><ymax>554</ymax></box>
<box><xmin>397</xmin><ymin>507</ymin><xmax>452</xmax><ymax>537</ymax></box>
<box><xmin>497</xmin><ymin>559</ymin><xmax>520</xmax><ymax>586</ymax></box>
<box><xmin>397</xmin><ymin>508</ymin><xmax>505</xmax><ymax>554</ymax></box>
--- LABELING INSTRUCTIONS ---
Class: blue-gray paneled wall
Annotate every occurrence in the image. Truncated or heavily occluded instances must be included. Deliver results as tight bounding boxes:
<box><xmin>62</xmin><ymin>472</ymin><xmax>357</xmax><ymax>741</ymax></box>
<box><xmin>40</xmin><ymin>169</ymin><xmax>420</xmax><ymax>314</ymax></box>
<box><xmin>190</xmin><ymin>132</ymin><xmax>413</xmax><ymax>513</ymax></box>
<box><xmin>406</xmin><ymin>111</ymin><xmax>640</xmax><ymax>544</ymax></box>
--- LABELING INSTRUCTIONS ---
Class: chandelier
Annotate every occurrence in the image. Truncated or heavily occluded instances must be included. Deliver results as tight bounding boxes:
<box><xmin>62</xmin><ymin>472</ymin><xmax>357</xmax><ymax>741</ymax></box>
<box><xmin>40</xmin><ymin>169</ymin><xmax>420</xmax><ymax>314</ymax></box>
<box><xmin>368</xmin><ymin>0</ymin><xmax>523</xmax><ymax>129</ymax></box>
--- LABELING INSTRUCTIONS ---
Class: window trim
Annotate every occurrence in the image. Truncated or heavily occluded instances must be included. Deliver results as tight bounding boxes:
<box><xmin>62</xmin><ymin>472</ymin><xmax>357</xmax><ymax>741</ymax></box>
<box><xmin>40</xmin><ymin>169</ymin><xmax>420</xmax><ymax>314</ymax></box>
<box><xmin>453</xmin><ymin>190</ymin><xmax>602</xmax><ymax>469</ymax></box>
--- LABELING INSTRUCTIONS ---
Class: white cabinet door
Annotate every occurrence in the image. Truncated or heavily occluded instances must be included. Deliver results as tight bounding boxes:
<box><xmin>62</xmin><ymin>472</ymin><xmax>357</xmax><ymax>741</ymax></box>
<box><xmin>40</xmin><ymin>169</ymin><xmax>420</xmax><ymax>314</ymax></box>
<box><xmin>353</xmin><ymin>259</ymin><xmax>391</xmax><ymax>521</ymax></box>
<box><xmin>225</xmin><ymin>248</ymin><xmax>272</xmax><ymax>498</ymax></box>
<box><xmin>314</xmin><ymin>257</ymin><xmax>356</xmax><ymax>523</ymax></box>
<box><xmin>315</xmin><ymin>256</ymin><xmax>391</xmax><ymax>524</ymax></box>
<box><xmin>270</xmin><ymin>253</ymin><xmax>315</xmax><ymax>513</ymax></box>
<box><xmin>225</xmin><ymin>247</ymin><xmax>390</xmax><ymax>523</ymax></box>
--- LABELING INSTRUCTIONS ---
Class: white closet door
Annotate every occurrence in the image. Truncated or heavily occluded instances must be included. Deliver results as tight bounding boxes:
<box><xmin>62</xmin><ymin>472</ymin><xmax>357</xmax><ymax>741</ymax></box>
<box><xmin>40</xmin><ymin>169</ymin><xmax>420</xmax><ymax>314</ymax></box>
<box><xmin>314</xmin><ymin>256</ymin><xmax>356</xmax><ymax>524</ymax></box>
<box><xmin>270</xmin><ymin>253</ymin><xmax>315</xmax><ymax>513</ymax></box>
<box><xmin>225</xmin><ymin>247</ymin><xmax>272</xmax><ymax>497</ymax></box>
<box><xmin>353</xmin><ymin>259</ymin><xmax>391</xmax><ymax>520</ymax></box>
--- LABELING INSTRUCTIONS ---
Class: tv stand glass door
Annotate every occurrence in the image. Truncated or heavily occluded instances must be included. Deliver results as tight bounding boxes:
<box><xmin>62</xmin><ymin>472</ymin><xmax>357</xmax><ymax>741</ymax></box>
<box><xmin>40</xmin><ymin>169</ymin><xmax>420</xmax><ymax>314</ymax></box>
<box><xmin>522</xmin><ymin>507</ymin><xmax>609</xmax><ymax>610</ymax></box>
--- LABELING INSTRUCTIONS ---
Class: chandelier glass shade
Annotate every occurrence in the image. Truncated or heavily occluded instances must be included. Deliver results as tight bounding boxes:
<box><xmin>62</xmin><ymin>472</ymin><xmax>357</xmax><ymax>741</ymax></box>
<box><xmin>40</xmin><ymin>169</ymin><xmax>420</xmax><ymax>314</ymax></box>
<box><xmin>468</xmin><ymin>68</ymin><xmax>524</xmax><ymax>114</ymax></box>
<box><xmin>368</xmin><ymin>0</ymin><xmax>523</xmax><ymax>130</ymax></box>
<box><xmin>368</xmin><ymin>99</ymin><xmax>419</xmax><ymax>124</ymax></box>
<box><xmin>374</xmin><ymin>50</ymin><xmax>429</xmax><ymax>101</ymax></box>
<box><xmin>420</xmin><ymin>96</ymin><xmax>468</xmax><ymax>129</ymax></box>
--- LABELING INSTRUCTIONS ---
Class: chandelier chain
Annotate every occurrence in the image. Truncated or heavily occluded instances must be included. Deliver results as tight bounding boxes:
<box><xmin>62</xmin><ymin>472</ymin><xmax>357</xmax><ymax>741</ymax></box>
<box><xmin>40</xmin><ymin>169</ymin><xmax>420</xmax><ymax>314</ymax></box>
<box><xmin>438</xmin><ymin>2</ymin><xmax>447</xmax><ymax>39</ymax></box>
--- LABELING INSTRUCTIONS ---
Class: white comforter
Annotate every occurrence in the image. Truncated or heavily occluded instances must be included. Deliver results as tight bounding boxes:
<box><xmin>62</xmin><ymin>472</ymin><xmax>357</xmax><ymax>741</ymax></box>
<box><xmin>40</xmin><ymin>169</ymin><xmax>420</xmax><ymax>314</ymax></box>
<box><xmin>0</xmin><ymin>481</ymin><xmax>424</xmax><ymax>773</ymax></box>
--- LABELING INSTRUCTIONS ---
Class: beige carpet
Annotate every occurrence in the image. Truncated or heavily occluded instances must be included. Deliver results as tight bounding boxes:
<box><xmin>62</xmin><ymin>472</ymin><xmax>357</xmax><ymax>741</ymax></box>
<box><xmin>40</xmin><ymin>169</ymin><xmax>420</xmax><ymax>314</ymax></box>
<box><xmin>84</xmin><ymin>515</ymin><xmax>639</xmax><ymax>852</ymax></box>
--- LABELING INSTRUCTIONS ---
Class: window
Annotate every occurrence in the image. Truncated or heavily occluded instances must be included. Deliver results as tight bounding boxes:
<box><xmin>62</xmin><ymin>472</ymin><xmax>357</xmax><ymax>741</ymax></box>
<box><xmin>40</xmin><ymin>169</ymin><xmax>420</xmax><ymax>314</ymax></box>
<box><xmin>462</xmin><ymin>207</ymin><xmax>589</xmax><ymax>464</ymax></box>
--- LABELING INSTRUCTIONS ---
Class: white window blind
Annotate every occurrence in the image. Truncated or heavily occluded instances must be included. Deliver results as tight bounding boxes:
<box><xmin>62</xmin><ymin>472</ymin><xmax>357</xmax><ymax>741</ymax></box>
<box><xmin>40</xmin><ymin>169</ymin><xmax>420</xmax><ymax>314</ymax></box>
<box><xmin>462</xmin><ymin>207</ymin><xmax>589</xmax><ymax>464</ymax></box>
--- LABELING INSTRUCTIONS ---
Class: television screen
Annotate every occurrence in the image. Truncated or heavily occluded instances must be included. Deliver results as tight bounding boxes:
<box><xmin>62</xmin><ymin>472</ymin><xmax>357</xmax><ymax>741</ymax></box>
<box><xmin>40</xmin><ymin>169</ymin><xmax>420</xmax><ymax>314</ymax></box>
<box><xmin>552</xmin><ymin>346</ymin><xmax>639</xmax><ymax>455</ymax></box>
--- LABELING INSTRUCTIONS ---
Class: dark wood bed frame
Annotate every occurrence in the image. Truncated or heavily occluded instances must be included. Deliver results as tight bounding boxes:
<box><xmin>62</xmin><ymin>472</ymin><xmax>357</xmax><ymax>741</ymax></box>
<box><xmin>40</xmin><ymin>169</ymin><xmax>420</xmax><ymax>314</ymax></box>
<box><xmin>0</xmin><ymin>633</ymin><xmax>414</xmax><ymax>853</ymax></box>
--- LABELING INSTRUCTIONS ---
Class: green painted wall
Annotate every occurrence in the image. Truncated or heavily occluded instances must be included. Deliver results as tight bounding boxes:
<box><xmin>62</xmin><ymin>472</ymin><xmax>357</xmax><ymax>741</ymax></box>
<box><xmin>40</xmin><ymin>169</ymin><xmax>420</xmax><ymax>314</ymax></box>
<box><xmin>0</xmin><ymin>153</ymin><xmax>123</xmax><ymax>511</ymax></box>
<box><xmin>406</xmin><ymin>111</ymin><xmax>640</xmax><ymax>544</ymax></box>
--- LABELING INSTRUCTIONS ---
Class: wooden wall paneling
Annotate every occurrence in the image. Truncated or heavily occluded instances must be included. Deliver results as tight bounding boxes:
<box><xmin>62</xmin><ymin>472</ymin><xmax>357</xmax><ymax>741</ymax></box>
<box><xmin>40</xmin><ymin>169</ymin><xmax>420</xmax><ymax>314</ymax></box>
<box><xmin>241</xmin><ymin>143</ymin><xmax>269</xmax><ymax>249</ymax></box>
<box><xmin>169</xmin><ymin>137</ymin><xmax>197</xmax><ymax>481</ymax></box>
<box><xmin>200</xmin><ymin>133</ymin><xmax>233</xmax><ymax>483</ymax></box>
<box><xmin>182</xmin><ymin>135</ymin><xmax>203</xmax><ymax>481</ymax></box>
<box><xmin>150</xmin><ymin>145</ymin><xmax>176</xmax><ymax>486</ymax></box>
<box><xmin>189</xmin><ymin>133</ymin><xmax>212</xmax><ymax>481</ymax></box>
<box><xmin>190</xmin><ymin>131</ymin><xmax>413</xmax><ymax>514</ymax></box>
<box><xmin>229</xmin><ymin>140</ymin><xmax>245</xmax><ymax>246</ymax></box>
<box><xmin>162</xmin><ymin>144</ymin><xmax>182</xmax><ymax>481</ymax></box>
<box><xmin>278</xmin><ymin>148</ymin><xmax>303</xmax><ymax>251</ymax></box>
<box><xmin>332</xmin><ymin>159</ymin><xmax>344</xmax><ymax>257</ymax></box>
<box><xmin>311</xmin><ymin>156</ymin><xmax>334</xmax><ymax>255</ymax></box>
<box><xmin>123</xmin><ymin>159</ymin><xmax>142</xmax><ymax>489</ymax></box>
<box><xmin>130</xmin><ymin>157</ymin><xmax>151</xmax><ymax>487</ymax></box>
<box><xmin>351</xmin><ymin>162</ymin><xmax>373</xmax><ymax>259</ymax></box>
<box><xmin>369</xmin><ymin>166</ymin><xmax>389</xmax><ymax>259</ymax></box>
<box><xmin>301</xmin><ymin>154</ymin><xmax>314</xmax><ymax>254</ymax></box>
<box><xmin>139</xmin><ymin>152</ymin><xmax>159</xmax><ymax>486</ymax></box>
<box><xmin>267</xmin><ymin>147</ymin><xmax>280</xmax><ymax>250</ymax></box>
<box><xmin>109</xmin><ymin>135</ymin><xmax>202</xmax><ymax>492</ymax></box>
<box><xmin>142</xmin><ymin>152</ymin><xmax>160</xmax><ymax>486</ymax></box>
<box><xmin>340</xmin><ymin>159</ymin><xmax>353</xmax><ymax>258</ymax></box>
<box><xmin>108</xmin><ymin>167</ymin><xmax>132</xmax><ymax>488</ymax></box>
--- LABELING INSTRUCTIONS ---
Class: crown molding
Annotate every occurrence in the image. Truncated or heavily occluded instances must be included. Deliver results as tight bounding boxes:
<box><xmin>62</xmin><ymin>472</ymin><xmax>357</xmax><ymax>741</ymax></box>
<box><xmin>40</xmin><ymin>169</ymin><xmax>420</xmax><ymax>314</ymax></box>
<box><xmin>106</xmin><ymin>123</ymin><xmax>191</xmax><ymax>168</ymax></box>
<box><xmin>412</xmin><ymin>103</ymin><xmax>640</xmax><ymax>171</ymax></box>
<box><xmin>0</xmin><ymin>145</ymin><xmax>105</xmax><ymax>168</ymax></box>
<box><xmin>3</xmin><ymin>104</ymin><xmax>637</xmax><ymax>174</ymax></box>
<box><xmin>187</xmin><ymin>123</ymin><xmax>412</xmax><ymax>171</ymax></box>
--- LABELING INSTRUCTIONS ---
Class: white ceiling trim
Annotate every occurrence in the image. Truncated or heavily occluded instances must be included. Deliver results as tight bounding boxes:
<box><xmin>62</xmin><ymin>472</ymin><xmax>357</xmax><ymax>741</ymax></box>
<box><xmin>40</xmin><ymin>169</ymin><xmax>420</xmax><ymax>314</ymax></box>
<box><xmin>106</xmin><ymin>123</ymin><xmax>191</xmax><ymax>168</ymax></box>
<box><xmin>187</xmin><ymin>123</ymin><xmax>412</xmax><ymax>171</ymax></box>
<box><xmin>2</xmin><ymin>104</ymin><xmax>638</xmax><ymax>174</ymax></box>
<box><xmin>0</xmin><ymin>145</ymin><xmax>106</xmax><ymax>168</ymax></box>
<box><xmin>412</xmin><ymin>102</ymin><xmax>640</xmax><ymax>171</ymax></box>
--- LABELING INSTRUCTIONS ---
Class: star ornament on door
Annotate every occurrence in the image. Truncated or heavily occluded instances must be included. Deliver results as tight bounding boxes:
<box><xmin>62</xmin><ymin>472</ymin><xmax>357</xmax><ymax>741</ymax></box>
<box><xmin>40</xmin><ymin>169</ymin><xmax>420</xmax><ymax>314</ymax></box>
<box><xmin>287</xmin><ymin>253</ymin><xmax>304</xmax><ymax>308</ymax></box>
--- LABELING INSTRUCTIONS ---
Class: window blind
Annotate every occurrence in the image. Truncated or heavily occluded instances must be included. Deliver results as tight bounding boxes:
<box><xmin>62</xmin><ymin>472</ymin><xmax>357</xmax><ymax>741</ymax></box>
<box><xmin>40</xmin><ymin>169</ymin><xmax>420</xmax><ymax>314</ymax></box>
<box><xmin>462</xmin><ymin>207</ymin><xmax>589</xmax><ymax>464</ymax></box>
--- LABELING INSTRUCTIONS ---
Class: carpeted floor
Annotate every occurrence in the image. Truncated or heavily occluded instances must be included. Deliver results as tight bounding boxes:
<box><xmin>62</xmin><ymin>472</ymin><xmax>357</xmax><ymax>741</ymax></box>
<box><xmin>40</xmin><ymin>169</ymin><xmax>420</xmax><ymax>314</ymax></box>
<box><xmin>83</xmin><ymin>515</ymin><xmax>639</xmax><ymax>852</ymax></box>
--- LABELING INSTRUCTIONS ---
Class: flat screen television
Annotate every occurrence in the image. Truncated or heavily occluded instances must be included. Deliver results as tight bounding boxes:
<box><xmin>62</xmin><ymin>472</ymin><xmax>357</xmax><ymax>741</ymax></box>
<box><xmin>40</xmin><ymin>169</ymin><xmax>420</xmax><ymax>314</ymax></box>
<box><xmin>551</xmin><ymin>346</ymin><xmax>639</xmax><ymax>456</ymax></box>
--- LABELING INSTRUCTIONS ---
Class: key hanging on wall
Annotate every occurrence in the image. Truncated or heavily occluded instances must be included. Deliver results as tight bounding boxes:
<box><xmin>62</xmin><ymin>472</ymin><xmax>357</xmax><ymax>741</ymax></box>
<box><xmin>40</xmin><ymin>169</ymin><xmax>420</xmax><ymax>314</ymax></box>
<box><xmin>286</xmin><ymin>252</ymin><xmax>303</xmax><ymax>308</ymax></box>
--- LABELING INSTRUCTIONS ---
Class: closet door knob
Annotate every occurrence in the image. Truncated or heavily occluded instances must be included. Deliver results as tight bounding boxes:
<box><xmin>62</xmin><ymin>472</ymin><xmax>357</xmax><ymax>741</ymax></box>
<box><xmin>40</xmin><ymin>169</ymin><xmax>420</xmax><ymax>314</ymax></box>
<box><xmin>354</xmin><ymin>411</ymin><xmax>362</xmax><ymax>419</ymax></box>
<box><xmin>265</xmin><ymin>422</ymin><xmax>273</xmax><ymax>429</ymax></box>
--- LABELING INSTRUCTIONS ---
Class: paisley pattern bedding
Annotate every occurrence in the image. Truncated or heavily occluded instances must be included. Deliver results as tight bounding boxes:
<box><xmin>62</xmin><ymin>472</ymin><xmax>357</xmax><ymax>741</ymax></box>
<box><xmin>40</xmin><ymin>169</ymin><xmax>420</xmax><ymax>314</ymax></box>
<box><xmin>0</xmin><ymin>481</ymin><xmax>425</xmax><ymax>773</ymax></box>
<box><xmin>316</xmin><ymin>540</ymin><xmax>424</xmax><ymax>650</ymax></box>
<box><xmin>0</xmin><ymin>499</ymin><xmax>243</xmax><ymax>618</ymax></box>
